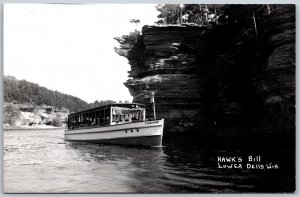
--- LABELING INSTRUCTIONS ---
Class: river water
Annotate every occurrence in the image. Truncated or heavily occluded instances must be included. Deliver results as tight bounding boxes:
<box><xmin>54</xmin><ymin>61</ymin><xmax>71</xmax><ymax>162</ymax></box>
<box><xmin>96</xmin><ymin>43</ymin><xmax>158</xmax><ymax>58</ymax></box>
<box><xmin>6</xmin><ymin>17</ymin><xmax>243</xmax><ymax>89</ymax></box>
<box><xmin>3</xmin><ymin>129</ymin><xmax>295</xmax><ymax>193</ymax></box>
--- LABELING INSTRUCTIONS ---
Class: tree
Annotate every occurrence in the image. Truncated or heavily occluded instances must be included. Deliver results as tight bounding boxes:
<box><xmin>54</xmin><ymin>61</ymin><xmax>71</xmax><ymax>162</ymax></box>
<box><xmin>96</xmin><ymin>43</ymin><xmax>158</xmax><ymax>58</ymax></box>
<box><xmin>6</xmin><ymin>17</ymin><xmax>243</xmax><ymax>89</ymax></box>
<box><xmin>3</xmin><ymin>76</ymin><xmax>121</xmax><ymax>113</ymax></box>
<box><xmin>129</xmin><ymin>19</ymin><xmax>140</xmax><ymax>31</ymax></box>
<box><xmin>51</xmin><ymin>115</ymin><xmax>63</xmax><ymax>127</ymax></box>
<box><xmin>155</xmin><ymin>4</ymin><xmax>183</xmax><ymax>24</ymax></box>
<box><xmin>3</xmin><ymin>75</ymin><xmax>91</xmax><ymax>112</ymax></box>
<box><xmin>155</xmin><ymin>4</ymin><xmax>272</xmax><ymax>38</ymax></box>
<box><xmin>155</xmin><ymin>4</ymin><xmax>215</xmax><ymax>25</ymax></box>
<box><xmin>3</xmin><ymin>104</ymin><xmax>20</xmax><ymax>127</ymax></box>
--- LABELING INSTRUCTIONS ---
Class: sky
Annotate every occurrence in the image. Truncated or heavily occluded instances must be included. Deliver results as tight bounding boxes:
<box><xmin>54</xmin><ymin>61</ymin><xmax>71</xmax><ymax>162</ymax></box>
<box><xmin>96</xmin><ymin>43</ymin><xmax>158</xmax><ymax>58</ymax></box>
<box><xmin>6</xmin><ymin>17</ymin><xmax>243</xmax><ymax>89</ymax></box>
<box><xmin>4</xmin><ymin>4</ymin><xmax>159</xmax><ymax>103</ymax></box>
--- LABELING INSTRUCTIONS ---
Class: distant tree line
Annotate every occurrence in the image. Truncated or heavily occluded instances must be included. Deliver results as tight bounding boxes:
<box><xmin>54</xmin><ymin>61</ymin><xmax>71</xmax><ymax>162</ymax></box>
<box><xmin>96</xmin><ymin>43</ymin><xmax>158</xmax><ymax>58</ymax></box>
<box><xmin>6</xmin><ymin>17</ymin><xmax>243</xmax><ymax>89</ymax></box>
<box><xmin>3</xmin><ymin>76</ymin><xmax>118</xmax><ymax>113</ymax></box>
<box><xmin>89</xmin><ymin>100</ymin><xmax>117</xmax><ymax>109</ymax></box>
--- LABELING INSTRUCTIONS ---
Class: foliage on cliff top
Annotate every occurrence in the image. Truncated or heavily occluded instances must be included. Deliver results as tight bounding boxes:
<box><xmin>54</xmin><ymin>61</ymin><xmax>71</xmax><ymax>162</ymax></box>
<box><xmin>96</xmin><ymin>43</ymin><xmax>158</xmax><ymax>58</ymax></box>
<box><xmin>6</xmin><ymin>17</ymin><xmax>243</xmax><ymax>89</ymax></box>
<box><xmin>123</xmin><ymin>30</ymin><xmax>141</xmax><ymax>46</ymax></box>
<box><xmin>155</xmin><ymin>4</ymin><xmax>273</xmax><ymax>31</ymax></box>
<box><xmin>155</xmin><ymin>4</ymin><xmax>222</xmax><ymax>25</ymax></box>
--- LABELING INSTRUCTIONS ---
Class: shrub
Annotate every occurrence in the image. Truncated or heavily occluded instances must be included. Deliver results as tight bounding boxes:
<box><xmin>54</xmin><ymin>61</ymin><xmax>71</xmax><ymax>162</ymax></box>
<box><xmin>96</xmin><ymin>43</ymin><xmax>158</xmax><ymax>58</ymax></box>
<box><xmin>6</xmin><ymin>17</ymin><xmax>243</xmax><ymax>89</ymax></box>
<box><xmin>4</xmin><ymin>104</ymin><xmax>20</xmax><ymax>127</ymax></box>
<box><xmin>51</xmin><ymin>115</ymin><xmax>63</xmax><ymax>127</ymax></box>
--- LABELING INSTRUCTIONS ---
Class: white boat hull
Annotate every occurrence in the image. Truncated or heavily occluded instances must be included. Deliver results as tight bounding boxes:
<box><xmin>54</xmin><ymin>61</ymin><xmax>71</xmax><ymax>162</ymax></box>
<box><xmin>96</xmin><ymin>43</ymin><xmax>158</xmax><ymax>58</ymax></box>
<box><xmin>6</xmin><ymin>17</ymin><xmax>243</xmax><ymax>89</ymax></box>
<box><xmin>64</xmin><ymin>119</ymin><xmax>164</xmax><ymax>147</ymax></box>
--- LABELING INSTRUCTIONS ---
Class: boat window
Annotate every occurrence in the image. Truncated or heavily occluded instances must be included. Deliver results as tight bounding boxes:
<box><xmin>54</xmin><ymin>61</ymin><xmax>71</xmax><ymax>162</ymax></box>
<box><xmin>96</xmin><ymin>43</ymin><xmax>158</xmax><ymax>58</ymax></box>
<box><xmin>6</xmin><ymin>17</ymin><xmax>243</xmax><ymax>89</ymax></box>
<box><xmin>68</xmin><ymin>105</ymin><xmax>146</xmax><ymax>129</ymax></box>
<box><xmin>104</xmin><ymin>108</ymin><xmax>110</xmax><ymax>125</ymax></box>
<box><xmin>110</xmin><ymin>106</ymin><xmax>145</xmax><ymax>125</ymax></box>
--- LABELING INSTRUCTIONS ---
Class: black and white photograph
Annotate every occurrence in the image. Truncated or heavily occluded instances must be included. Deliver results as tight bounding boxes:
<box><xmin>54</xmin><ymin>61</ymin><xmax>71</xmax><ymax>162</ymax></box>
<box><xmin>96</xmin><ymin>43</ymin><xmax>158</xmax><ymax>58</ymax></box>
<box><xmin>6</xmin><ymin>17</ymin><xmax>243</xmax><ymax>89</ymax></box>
<box><xmin>3</xmin><ymin>3</ymin><xmax>296</xmax><ymax>193</ymax></box>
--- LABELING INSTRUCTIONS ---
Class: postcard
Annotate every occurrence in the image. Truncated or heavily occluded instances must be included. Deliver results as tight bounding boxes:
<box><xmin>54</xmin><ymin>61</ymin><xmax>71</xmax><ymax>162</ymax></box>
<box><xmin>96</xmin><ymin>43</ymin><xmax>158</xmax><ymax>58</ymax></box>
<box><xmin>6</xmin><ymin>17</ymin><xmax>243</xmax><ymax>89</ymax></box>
<box><xmin>3</xmin><ymin>3</ymin><xmax>295</xmax><ymax>193</ymax></box>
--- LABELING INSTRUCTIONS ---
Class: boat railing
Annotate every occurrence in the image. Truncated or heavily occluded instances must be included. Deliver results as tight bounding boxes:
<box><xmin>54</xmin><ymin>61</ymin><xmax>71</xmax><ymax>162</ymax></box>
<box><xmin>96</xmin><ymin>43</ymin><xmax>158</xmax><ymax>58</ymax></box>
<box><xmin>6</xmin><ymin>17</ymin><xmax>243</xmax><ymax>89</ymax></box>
<box><xmin>67</xmin><ymin>119</ymin><xmax>146</xmax><ymax>130</ymax></box>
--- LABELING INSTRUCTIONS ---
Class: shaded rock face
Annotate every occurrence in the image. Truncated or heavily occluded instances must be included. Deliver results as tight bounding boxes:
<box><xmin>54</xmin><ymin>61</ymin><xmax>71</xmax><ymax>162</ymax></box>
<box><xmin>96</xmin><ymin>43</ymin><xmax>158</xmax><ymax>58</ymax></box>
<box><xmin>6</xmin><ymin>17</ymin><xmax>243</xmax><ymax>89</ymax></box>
<box><xmin>254</xmin><ymin>5</ymin><xmax>295</xmax><ymax>133</ymax></box>
<box><xmin>115</xmin><ymin>5</ymin><xmax>295</xmax><ymax>135</ymax></box>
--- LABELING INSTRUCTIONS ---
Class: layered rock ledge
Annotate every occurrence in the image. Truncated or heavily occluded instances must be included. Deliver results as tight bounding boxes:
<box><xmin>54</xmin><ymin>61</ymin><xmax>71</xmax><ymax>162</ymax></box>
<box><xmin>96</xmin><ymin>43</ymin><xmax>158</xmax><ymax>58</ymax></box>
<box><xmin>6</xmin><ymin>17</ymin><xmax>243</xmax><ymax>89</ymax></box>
<box><xmin>115</xmin><ymin>5</ymin><xmax>295</xmax><ymax>136</ymax></box>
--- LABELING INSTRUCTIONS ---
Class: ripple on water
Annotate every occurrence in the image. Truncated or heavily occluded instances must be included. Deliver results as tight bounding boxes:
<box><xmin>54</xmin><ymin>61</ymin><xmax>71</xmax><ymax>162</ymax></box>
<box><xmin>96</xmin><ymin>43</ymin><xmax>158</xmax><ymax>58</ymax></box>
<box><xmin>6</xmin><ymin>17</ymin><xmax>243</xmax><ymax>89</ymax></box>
<box><xmin>3</xmin><ymin>129</ymin><xmax>295</xmax><ymax>193</ymax></box>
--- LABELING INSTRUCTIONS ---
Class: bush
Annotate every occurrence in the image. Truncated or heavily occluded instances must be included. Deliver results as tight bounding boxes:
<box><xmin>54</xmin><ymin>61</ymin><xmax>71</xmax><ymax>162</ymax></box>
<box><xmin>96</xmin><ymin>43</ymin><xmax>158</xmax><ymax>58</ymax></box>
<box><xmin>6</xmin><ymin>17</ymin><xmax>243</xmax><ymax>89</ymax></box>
<box><xmin>4</xmin><ymin>104</ymin><xmax>20</xmax><ymax>127</ymax></box>
<box><xmin>124</xmin><ymin>30</ymin><xmax>141</xmax><ymax>46</ymax></box>
<box><xmin>51</xmin><ymin>115</ymin><xmax>63</xmax><ymax>127</ymax></box>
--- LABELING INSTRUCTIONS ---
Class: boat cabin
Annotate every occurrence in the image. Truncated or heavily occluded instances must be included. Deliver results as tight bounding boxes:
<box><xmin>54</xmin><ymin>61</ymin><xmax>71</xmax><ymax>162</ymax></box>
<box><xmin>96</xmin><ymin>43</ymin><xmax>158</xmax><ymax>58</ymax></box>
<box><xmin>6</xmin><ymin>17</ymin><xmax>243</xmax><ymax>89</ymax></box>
<box><xmin>67</xmin><ymin>103</ymin><xmax>146</xmax><ymax>130</ymax></box>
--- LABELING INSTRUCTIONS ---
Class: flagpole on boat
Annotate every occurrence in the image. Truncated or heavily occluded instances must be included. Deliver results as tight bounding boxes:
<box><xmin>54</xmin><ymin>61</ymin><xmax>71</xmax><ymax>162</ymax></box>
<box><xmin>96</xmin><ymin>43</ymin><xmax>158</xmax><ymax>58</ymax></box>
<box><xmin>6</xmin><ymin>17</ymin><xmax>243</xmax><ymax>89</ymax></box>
<box><xmin>152</xmin><ymin>92</ymin><xmax>156</xmax><ymax>120</ymax></box>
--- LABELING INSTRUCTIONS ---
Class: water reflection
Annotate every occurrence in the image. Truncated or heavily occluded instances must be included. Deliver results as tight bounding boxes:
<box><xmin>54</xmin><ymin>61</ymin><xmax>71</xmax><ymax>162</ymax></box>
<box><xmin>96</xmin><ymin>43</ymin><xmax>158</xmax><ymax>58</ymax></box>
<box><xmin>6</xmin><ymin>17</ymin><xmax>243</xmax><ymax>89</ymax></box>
<box><xmin>67</xmin><ymin>141</ymin><xmax>170</xmax><ymax>192</ymax></box>
<box><xmin>4</xmin><ymin>129</ymin><xmax>295</xmax><ymax>193</ymax></box>
<box><xmin>65</xmin><ymin>139</ymin><xmax>254</xmax><ymax>193</ymax></box>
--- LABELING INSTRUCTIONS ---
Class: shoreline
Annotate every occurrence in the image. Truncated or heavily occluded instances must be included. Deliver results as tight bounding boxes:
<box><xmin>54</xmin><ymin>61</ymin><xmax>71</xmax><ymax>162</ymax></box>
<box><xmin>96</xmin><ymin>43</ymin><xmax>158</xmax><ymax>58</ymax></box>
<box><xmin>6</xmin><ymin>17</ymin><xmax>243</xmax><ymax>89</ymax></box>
<box><xmin>3</xmin><ymin>127</ymin><xmax>65</xmax><ymax>131</ymax></box>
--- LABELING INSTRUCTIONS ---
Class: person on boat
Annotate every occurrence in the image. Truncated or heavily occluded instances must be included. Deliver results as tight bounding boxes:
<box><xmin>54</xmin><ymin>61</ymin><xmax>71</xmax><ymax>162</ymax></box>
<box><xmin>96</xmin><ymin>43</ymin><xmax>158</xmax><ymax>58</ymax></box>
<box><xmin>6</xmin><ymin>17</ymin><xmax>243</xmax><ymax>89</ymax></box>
<box><xmin>125</xmin><ymin>114</ymin><xmax>129</xmax><ymax>122</ymax></box>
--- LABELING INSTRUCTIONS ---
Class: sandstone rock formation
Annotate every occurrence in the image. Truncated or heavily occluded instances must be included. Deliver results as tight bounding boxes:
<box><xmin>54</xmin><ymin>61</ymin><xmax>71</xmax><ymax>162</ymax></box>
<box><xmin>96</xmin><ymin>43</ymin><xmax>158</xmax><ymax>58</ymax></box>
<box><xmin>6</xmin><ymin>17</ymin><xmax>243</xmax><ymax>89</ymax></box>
<box><xmin>115</xmin><ymin>5</ymin><xmax>295</xmax><ymax>136</ymax></box>
<box><xmin>254</xmin><ymin>5</ymin><xmax>295</xmax><ymax>134</ymax></box>
<box><xmin>3</xmin><ymin>103</ymin><xmax>68</xmax><ymax>129</ymax></box>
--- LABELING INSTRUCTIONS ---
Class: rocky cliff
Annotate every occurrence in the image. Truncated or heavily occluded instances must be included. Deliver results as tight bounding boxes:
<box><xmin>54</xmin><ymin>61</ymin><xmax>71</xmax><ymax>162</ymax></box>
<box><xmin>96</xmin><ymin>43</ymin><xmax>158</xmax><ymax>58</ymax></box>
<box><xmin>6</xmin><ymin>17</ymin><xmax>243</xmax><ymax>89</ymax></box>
<box><xmin>115</xmin><ymin>5</ymin><xmax>295</xmax><ymax>136</ymax></box>
<box><xmin>254</xmin><ymin>5</ymin><xmax>295</xmax><ymax>134</ymax></box>
<box><xmin>3</xmin><ymin>103</ymin><xmax>68</xmax><ymax>129</ymax></box>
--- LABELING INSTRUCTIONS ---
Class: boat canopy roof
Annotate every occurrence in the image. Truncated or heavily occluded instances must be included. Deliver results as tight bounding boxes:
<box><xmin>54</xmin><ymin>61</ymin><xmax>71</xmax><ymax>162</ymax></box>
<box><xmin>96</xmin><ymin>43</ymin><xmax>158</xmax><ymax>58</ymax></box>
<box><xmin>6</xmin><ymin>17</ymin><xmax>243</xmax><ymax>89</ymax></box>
<box><xmin>68</xmin><ymin>103</ymin><xmax>145</xmax><ymax>117</ymax></box>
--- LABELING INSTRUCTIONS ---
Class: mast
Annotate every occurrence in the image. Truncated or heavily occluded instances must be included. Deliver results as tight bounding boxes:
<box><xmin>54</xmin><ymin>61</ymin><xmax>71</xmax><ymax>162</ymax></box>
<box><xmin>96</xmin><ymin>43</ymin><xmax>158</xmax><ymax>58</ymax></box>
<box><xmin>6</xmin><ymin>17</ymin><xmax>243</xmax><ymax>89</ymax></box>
<box><xmin>152</xmin><ymin>92</ymin><xmax>156</xmax><ymax>120</ymax></box>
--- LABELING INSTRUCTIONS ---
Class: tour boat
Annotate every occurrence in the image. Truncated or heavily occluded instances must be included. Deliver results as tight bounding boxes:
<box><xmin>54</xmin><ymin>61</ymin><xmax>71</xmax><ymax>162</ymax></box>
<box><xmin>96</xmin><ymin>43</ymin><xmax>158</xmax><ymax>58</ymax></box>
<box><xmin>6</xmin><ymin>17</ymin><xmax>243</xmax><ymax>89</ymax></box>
<box><xmin>65</xmin><ymin>100</ymin><xmax>164</xmax><ymax>147</ymax></box>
